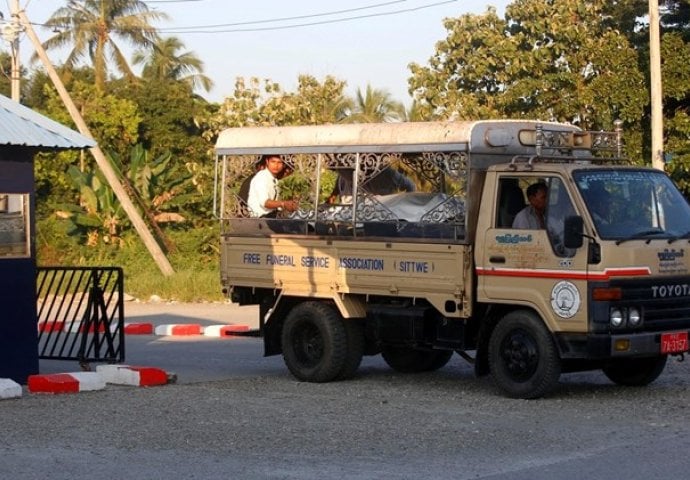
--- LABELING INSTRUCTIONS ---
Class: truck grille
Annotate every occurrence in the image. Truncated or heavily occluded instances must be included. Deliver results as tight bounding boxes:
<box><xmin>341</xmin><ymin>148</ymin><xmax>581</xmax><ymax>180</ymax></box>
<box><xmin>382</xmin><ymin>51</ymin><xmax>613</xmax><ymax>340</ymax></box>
<box><xmin>613</xmin><ymin>276</ymin><xmax>690</xmax><ymax>332</ymax></box>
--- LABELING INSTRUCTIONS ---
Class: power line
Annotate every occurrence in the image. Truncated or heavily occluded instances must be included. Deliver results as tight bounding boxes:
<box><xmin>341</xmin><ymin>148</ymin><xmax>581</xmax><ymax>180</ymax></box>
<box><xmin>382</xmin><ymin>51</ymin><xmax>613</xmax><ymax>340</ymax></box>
<box><xmin>159</xmin><ymin>0</ymin><xmax>458</xmax><ymax>34</ymax></box>
<box><xmin>24</xmin><ymin>1</ymin><xmax>455</xmax><ymax>34</ymax></box>
<box><xmin>160</xmin><ymin>0</ymin><xmax>407</xmax><ymax>31</ymax></box>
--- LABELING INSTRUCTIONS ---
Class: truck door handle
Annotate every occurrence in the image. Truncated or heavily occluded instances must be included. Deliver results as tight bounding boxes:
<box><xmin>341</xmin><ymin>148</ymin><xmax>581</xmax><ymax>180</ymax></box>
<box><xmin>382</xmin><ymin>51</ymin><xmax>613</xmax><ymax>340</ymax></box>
<box><xmin>489</xmin><ymin>255</ymin><xmax>505</xmax><ymax>264</ymax></box>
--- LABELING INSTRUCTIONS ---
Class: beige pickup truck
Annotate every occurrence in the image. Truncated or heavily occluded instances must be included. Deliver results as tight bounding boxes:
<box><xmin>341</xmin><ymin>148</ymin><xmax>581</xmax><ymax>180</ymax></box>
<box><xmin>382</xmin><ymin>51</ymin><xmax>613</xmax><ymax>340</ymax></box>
<box><xmin>214</xmin><ymin>120</ymin><xmax>690</xmax><ymax>398</ymax></box>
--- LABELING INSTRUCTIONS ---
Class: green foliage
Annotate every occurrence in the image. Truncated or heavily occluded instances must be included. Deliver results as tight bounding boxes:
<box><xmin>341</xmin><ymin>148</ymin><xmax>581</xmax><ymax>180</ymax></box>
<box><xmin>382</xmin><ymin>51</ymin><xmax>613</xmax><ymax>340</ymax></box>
<box><xmin>36</xmin><ymin>217</ymin><xmax>223</xmax><ymax>302</ymax></box>
<box><xmin>0</xmin><ymin>52</ymin><xmax>13</xmax><ymax>98</ymax></box>
<box><xmin>22</xmin><ymin>69</ymin><xmax>52</xmax><ymax>110</ymax></box>
<box><xmin>109</xmin><ymin>77</ymin><xmax>215</xmax><ymax>220</ymax></box>
<box><xmin>408</xmin><ymin>7</ymin><xmax>514</xmax><ymax>119</ymax></box>
<box><xmin>54</xmin><ymin>142</ymin><xmax>205</xmax><ymax>246</ymax></box>
<box><xmin>39</xmin><ymin>0</ymin><xmax>168</xmax><ymax>90</ymax></box>
<box><xmin>656</xmin><ymin>9</ymin><xmax>690</xmax><ymax>193</ymax></box>
<box><xmin>409</xmin><ymin>1</ymin><xmax>647</xmax><ymax>135</ymax></box>
<box><xmin>34</xmin><ymin>150</ymin><xmax>83</xmax><ymax>210</ymax></box>
<box><xmin>111</xmin><ymin>226</ymin><xmax>222</xmax><ymax>302</ymax></box>
<box><xmin>29</xmin><ymin>0</ymin><xmax>690</xmax><ymax>301</ymax></box>
<box><xmin>42</xmin><ymin>78</ymin><xmax>141</xmax><ymax>157</ymax></box>
<box><xmin>406</xmin><ymin>0</ymin><xmax>656</xmax><ymax>169</ymax></box>
<box><xmin>33</xmin><ymin>77</ymin><xmax>142</xmax><ymax>209</ymax></box>
<box><xmin>111</xmin><ymin>143</ymin><xmax>205</xmax><ymax>225</ymax></box>
<box><xmin>133</xmin><ymin>36</ymin><xmax>213</xmax><ymax>92</ymax></box>
<box><xmin>342</xmin><ymin>84</ymin><xmax>406</xmax><ymax>123</ymax></box>
<box><xmin>202</xmin><ymin>75</ymin><xmax>351</xmax><ymax>139</ymax></box>
<box><xmin>110</xmin><ymin>77</ymin><xmax>211</xmax><ymax>158</ymax></box>
<box><xmin>63</xmin><ymin>164</ymin><xmax>127</xmax><ymax>245</ymax></box>
<box><xmin>113</xmin><ymin>144</ymin><xmax>183</xmax><ymax>203</ymax></box>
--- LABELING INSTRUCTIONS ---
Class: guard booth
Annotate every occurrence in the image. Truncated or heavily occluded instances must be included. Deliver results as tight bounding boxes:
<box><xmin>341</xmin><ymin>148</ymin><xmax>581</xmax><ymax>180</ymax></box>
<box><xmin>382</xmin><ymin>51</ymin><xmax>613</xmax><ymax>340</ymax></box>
<box><xmin>0</xmin><ymin>94</ymin><xmax>94</xmax><ymax>383</ymax></box>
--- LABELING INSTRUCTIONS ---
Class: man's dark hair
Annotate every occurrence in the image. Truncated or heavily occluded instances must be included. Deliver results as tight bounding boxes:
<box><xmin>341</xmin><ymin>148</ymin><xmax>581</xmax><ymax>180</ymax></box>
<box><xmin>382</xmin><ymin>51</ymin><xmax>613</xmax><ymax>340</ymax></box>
<box><xmin>526</xmin><ymin>182</ymin><xmax>547</xmax><ymax>198</ymax></box>
<box><xmin>259</xmin><ymin>154</ymin><xmax>282</xmax><ymax>164</ymax></box>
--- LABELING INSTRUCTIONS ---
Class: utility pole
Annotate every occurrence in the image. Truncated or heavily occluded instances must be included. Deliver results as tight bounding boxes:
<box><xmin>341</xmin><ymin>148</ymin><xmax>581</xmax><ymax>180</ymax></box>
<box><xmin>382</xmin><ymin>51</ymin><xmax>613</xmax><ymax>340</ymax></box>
<box><xmin>18</xmin><ymin>9</ymin><xmax>175</xmax><ymax>276</ymax></box>
<box><xmin>649</xmin><ymin>0</ymin><xmax>664</xmax><ymax>170</ymax></box>
<box><xmin>2</xmin><ymin>0</ymin><xmax>22</xmax><ymax>101</ymax></box>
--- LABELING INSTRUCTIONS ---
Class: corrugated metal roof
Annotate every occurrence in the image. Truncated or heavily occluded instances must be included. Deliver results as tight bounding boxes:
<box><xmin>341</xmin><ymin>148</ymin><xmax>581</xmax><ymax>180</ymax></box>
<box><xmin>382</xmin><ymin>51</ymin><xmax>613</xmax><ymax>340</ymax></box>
<box><xmin>0</xmin><ymin>94</ymin><xmax>95</xmax><ymax>150</ymax></box>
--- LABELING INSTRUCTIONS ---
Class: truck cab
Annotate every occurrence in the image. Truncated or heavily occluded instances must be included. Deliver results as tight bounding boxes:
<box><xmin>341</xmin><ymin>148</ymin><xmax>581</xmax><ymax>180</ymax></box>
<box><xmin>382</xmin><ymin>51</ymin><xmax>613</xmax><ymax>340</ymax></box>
<box><xmin>214</xmin><ymin>120</ymin><xmax>690</xmax><ymax>398</ymax></box>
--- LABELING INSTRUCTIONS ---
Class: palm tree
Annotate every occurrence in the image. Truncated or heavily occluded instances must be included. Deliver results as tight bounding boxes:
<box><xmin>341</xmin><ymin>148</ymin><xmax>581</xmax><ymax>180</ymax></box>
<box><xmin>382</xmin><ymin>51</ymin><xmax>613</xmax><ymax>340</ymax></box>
<box><xmin>40</xmin><ymin>0</ymin><xmax>168</xmax><ymax>91</ymax></box>
<box><xmin>132</xmin><ymin>36</ymin><xmax>213</xmax><ymax>92</ymax></box>
<box><xmin>342</xmin><ymin>85</ymin><xmax>406</xmax><ymax>123</ymax></box>
<box><xmin>405</xmin><ymin>100</ymin><xmax>430</xmax><ymax>122</ymax></box>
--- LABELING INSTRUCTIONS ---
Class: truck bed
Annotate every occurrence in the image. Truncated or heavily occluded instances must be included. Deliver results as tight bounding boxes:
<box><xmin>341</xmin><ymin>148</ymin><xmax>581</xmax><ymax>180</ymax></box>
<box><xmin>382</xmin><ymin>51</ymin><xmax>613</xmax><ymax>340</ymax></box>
<box><xmin>221</xmin><ymin>235</ymin><xmax>473</xmax><ymax>318</ymax></box>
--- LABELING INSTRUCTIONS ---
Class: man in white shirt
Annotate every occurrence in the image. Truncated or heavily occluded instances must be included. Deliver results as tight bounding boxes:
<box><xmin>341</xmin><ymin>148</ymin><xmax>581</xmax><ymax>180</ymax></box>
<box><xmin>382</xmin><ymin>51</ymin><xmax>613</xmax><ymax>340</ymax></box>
<box><xmin>247</xmin><ymin>155</ymin><xmax>298</xmax><ymax>218</ymax></box>
<box><xmin>512</xmin><ymin>182</ymin><xmax>547</xmax><ymax>229</ymax></box>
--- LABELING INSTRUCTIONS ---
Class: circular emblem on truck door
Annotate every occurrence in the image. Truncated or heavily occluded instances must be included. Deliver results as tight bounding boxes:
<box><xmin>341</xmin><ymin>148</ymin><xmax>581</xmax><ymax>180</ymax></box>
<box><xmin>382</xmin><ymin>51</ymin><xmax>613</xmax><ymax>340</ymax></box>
<box><xmin>550</xmin><ymin>281</ymin><xmax>580</xmax><ymax>319</ymax></box>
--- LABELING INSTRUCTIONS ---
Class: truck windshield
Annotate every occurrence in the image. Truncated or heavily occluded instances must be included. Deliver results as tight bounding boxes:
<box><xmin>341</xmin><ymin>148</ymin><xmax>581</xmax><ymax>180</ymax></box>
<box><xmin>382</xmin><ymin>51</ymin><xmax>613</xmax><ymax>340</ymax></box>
<box><xmin>573</xmin><ymin>169</ymin><xmax>690</xmax><ymax>241</ymax></box>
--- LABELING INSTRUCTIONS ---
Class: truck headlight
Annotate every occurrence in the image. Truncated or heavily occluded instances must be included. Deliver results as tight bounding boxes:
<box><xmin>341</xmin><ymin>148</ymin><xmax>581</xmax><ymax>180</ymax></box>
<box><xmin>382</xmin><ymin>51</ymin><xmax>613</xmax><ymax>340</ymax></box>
<box><xmin>628</xmin><ymin>307</ymin><xmax>642</xmax><ymax>327</ymax></box>
<box><xmin>610</xmin><ymin>308</ymin><xmax>624</xmax><ymax>328</ymax></box>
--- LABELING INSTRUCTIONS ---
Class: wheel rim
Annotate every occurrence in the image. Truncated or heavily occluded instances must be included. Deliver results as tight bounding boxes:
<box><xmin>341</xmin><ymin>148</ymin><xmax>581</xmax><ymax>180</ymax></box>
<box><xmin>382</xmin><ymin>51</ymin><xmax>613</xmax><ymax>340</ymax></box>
<box><xmin>291</xmin><ymin>320</ymin><xmax>323</xmax><ymax>368</ymax></box>
<box><xmin>499</xmin><ymin>328</ymin><xmax>539</xmax><ymax>382</ymax></box>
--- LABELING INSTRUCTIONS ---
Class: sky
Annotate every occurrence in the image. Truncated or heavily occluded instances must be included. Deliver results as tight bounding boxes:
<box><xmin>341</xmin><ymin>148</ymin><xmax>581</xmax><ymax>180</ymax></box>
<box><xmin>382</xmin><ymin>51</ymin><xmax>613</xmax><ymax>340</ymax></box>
<box><xmin>15</xmin><ymin>0</ymin><xmax>511</xmax><ymax>105</ymax></box>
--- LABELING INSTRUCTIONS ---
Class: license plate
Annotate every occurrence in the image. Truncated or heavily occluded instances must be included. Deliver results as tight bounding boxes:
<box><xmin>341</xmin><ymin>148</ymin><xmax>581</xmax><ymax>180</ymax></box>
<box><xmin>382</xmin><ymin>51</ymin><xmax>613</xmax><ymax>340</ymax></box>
<box><xmin>661</xmin><ymin>331</ymin><xmax>689</xmax><ymax>354</ymax></box>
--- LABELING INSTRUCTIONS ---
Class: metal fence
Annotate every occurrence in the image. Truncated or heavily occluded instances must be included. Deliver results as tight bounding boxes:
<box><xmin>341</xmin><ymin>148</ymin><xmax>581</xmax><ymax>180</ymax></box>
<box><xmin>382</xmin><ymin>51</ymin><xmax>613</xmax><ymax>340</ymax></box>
<box><xmin>36</xmin><ymin>267</ymin><xmax>125</xmax><ymax>367</ymax></box>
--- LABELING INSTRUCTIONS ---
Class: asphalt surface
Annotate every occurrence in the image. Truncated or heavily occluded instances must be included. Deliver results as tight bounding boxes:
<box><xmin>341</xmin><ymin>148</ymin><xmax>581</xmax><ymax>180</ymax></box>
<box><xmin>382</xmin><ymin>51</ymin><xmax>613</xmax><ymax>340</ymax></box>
<box><xmin>4</xmin><ymin>301</ymin><xmax>690</xmax><ymax>479</ymax></box>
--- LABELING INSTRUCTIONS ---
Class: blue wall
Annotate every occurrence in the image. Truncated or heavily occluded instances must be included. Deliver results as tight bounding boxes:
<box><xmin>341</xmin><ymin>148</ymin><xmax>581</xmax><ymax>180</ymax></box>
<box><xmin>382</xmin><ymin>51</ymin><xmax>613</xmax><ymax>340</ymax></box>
<box><xmin>0</xmin><ymin>158</ymin><xmax>38</xmax><ymax>383</ymax></box>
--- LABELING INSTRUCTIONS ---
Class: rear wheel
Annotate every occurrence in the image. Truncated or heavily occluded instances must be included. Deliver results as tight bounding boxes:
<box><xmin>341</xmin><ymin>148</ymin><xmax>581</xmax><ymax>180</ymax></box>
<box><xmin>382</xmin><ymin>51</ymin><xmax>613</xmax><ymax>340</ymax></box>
<box><xmin>281</xmin><ymin>302</ymin><xmax>347</xmax><ymax>382</ymax></box>
<box><xmin>488</xmin><ymin>310</ymin><xmax>561</xmax><ymax>399</ymax></box>
<box><xmin>426</xmin><ymin>350</ymin><xmax>454</xmax><ymax>371</ymax></box>
<box><xmin>602</xmin><ymin>356</ymin><xmax>667</xmax><ymax>386</ymax></box>
<box><xmin>381</xmin><ymin>347</ymin><xmax>453</xmax><ymax>373</ymax></box>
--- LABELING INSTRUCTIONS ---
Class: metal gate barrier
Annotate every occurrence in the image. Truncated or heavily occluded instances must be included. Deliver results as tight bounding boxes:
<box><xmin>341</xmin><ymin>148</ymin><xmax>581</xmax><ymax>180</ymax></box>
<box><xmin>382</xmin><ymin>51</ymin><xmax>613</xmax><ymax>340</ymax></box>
<box><xmin>37</xmin><ymin>267</ymin><xmax>125</xmax><ymax>366</ymax></box>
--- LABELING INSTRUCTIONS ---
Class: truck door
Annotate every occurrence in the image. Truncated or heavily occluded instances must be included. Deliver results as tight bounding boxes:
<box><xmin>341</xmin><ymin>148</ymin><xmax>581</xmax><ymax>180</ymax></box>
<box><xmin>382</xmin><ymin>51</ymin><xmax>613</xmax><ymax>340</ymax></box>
<box><xmin>477</xmin><ymin>174</ymin><xmax>590</xmax><ymax>332</ymax></box>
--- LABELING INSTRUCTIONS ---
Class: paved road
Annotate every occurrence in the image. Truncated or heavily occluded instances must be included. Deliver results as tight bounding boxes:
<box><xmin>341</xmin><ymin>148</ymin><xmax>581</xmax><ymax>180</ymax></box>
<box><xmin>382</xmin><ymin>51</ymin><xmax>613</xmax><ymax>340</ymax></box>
<box><xmin>7</xmin><ymin>302</ymin><xmax>690</xmax><ymax>479</ymax></box>
<box><xmin>39</xmin><ymin>301</ymin><xmax>265</xmax><ymax>381</ymax></box>
<box><xmin>121</xmin><ymin>300</ymin><xmax>262</xmax><ymax>330</ymax></box>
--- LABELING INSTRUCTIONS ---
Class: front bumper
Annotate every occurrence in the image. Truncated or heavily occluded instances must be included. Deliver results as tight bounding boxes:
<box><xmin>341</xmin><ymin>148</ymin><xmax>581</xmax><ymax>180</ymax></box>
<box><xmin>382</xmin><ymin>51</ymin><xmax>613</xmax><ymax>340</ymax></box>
<box><xmin>556</xmin><ymin>330</ymin><xmax>690</xmax><ymax>359</ymax></box>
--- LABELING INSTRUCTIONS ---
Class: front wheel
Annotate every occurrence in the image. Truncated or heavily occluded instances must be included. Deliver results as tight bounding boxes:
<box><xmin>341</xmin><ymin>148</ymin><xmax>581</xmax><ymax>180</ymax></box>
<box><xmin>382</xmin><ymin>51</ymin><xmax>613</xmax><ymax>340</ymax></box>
<box><xmin>602</xmin><ymin>356</ymin><xmax>667</xmax><ymax>386</ymax></box>
<box><xmin>281</xmin><ymin>302</ymin><xmax>347</xmax><ymax>382</ymax></box>
<box><xmin>488</xmin><ymin>310</ymin><xmax>561</xmax><ymax>399</ymax></box>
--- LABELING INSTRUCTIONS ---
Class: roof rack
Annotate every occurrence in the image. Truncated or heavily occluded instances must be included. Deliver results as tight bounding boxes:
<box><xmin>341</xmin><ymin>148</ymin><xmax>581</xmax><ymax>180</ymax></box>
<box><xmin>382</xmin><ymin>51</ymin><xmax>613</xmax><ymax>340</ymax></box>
<box><xmin>509</xmin><ymin>120</ymin><xmax>627</xmax><ymax>169</ymax></box>
<box><xmin>535</xmin><ymin>120</ymin><xmax>623</xmax><ymax>156</ymax></box>
<box><xmin>508</xmin><ymin>154</ymin><xmax>631</xmax><ymax>170</ymax></box>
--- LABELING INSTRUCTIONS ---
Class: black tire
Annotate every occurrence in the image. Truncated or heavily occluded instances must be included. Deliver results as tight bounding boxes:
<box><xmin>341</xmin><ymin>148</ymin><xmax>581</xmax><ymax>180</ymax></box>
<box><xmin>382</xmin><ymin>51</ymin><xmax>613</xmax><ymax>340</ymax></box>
<box><xmin>337</xmin><ymin>319</ymin><xmax>365</xmax><ymax>380</ymax></box>
<box><xmin>381</xmin><ymin>347</ymin><xmax>452</xmax><ymax>373</ymax></box>
<box><xmin>602</xmin><ymin>356</ymin><xmax>667</xmax><ymax>386</ymax></box>
<box><xmin>426</xmin><ymin>350</ymin><xmax>454</xmax><ymax>371</ymax></box>
<box><xmin>488</xmin><ymin>311</ymin><xmax>561</xmax><ymax>399</ymax></box>
<box><xmin>281</xmin><ymin>302</ymin><xmax>347</xmax><ymax>382</ymax></box>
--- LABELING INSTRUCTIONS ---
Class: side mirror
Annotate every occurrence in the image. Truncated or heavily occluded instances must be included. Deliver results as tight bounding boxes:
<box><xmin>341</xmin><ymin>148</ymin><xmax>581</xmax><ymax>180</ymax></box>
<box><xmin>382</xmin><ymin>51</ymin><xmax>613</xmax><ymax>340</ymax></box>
<box><xmin>564</xmin><ymin>215</ymin><xmax>584</xmax><ymax>249</ymax></box>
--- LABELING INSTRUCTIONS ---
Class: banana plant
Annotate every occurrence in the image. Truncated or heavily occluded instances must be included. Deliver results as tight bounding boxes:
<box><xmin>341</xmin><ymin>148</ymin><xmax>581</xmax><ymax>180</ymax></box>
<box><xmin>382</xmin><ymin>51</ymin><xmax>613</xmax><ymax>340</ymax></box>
<box><xmin>56</xmin><ymin>165</ymin><xmax>127</xmax><ymax>246</ymax></box>
<box><xmin>56</xmin><ymin>144</ymin><xmax>199</xmax><ymax>247</ymax></box>
<box><xmin>110</xmin><ymin>144</ymin><xmax>194</xmax><ymax>221</ymax></box>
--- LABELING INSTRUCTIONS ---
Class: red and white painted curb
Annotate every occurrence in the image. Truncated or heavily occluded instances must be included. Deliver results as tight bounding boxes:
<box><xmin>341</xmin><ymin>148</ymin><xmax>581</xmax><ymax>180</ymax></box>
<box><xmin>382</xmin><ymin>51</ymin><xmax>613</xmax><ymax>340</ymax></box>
<box><xmin>26</xmin><ymin>364</ymin><xmax>171</xmax><ymax>395</ymax></box>
<box><xmin>37</xmin><ymin>321</ymin><xmax>65</xmax><ymax>333</ymax></box>
<box><xmin>38</xmin><ymin>320</ymin><xmax>254</xmax><ymax>337</ymax></box>
<box><xmin>154</xmin><ymin>323</ymin><xmax>203</xmax><ymax>336</ymax></box>
<box><xmin>28</xmin><ymin>372</ymin><xmax>106</xmax><ymax>394</ymax></box>
<box><xmin>124</xmin><ymin>322</ymin><xmax>154</xmax><ymax>335</ymax></box>
<box><xmin>154</xmin><ymin>323</ymin><xmax>252</xmax><ymax>337</ymax></box>
<box><xmin>1</xmin><ymin>378</ymin><xmax>22</xmax><ymax>399</ymax></box>
<box><xmin>38</xmin><ymin>321</ymin><xmax>117</xmax><ymax>334</ymax></box>
<box><xmin>96</xmin><ymin>365</ymin><xmax>168</xmax><ymax>387</ymax></box>
<box><xmin>203</xmin><ymin>325</ymin><xmax>250</xmax><ymax>337</ymax></box>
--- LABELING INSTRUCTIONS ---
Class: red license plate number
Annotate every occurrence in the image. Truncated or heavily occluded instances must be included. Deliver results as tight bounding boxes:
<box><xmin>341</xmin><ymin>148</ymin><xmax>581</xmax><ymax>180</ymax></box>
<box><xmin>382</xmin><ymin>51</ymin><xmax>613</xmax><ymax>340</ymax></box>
<box><xmin>661</xmin><ymin>331</ymin><xmax>689</xmax><ymax>354</ymax></box>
